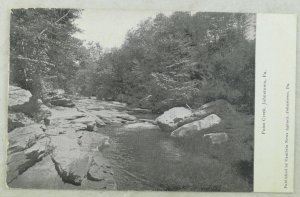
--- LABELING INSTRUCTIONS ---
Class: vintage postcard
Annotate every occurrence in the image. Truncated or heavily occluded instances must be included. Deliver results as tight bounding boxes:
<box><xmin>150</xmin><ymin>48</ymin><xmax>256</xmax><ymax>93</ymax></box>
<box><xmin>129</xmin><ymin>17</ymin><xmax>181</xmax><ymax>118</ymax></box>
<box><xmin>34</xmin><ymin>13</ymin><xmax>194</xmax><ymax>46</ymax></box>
<box><xmin>0</xmin><ymin>5</ymin><xmax>296</xmax><ymax>196</ymax></box>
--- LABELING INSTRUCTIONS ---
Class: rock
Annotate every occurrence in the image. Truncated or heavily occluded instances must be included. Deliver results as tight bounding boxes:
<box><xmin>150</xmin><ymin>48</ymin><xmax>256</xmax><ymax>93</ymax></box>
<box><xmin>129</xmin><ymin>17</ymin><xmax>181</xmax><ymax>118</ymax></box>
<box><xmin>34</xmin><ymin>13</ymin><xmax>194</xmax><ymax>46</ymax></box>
<box><xmin>50</xmin><ymin>98</ymin><xmax>75</xmax><ymax>107</ymax></box>
<box><xmin>51</xmin><ymin>150</ymin><xmax>89</xmax><ymax>186</ymax></box>
<box><xmin>7</xmin><ymin>156</ymin><xmax>75</xmax><ymax>189</ymax></box>
<box><xmin>126</xmin><ymin>108</ymin><xmax>152</xmax><ymax>114</ymax></box>
<box><xmin>95</xmin><ymin>118</ymin><xmax>106</xmax><ymax>127</ymax></box>
<box><xmin>7</xmin><ymin>123</ymin><xmax>47</xmax><ymax>183</ymax></box>
<box><xmin>44</xmin><ymin>118</ymin><xmax>51</xmax><ymax>126</ymax></box>
<box><xmin>71</xmin><ymin>116</ymin><xmax>98</xmax><ymax>131</ymax></box>
<box><xmin>7</xmin><ymin>152</ymin><xmax>27</xmax><ymax>183</ymax></box>
<box><xmin>7</xmin><ymin>137</ymin><xmax>49</xmax><ymax>183</ymax></box>
<box><xmin>176</xmin><ymin>116</ymin><xmax>203</xmax><ymax>128</ymax></box>
<box><xmin>116</xmin><ymin>114</ymin><xmax>136</xmax><ymax>121</ymax></box>
<box><xmin>72</xmin><ymin>123</ymin><xmax>88</xmax><ymax>131</ymax></box>
<box><xmin>95</xmin><ymin>137</ymin><xmax>110</xmax><ymax>152</ymax></box>
<box><xmin>43</xmin><ymin>89</ymin><xmax>65</xmax><ymax>103</ymax></box>
<box><xmin>171</xmin><ymin>114</ymin><xmax>221</xmax><ymax>137</ymax></box>
<box><xmin>24</xmin><ymin>137</ymin><xmax>49</xmax><ymax>160</ymax></box>
<box><xmin>203</xmin><ymin>132</ymin><xmax>228</xmax><ymax>145</ymax></box>
<box><xmin>193</xmin><ymin>99</ymin><xmax>236</xmax><ymax>118</ymax></box>
<box><xmin>86</xmin><ymin>123</ymin><xmax>96</xmax><ymax>131</ymax></box>
<box><xmin>49</xmin><ymin>107</ymin><xmax>85</xmax><ymax>121</ymax></box>
<box><xmin>91</xmin><ymin>110</ymin><xmax>136</xmax><ymax>124</ymax></box>
<box><xmin>65</xmin><ymin>114</ymin><xmax>86</xmax><ymax>120</ymax></box>
<box><xmin>7</xmin><ymin>97</ymin><xmax>117</xmax><ymax>189</ymax></box>
<box><xmin>139</xmin><ymin>119</ymin><xmax>157</xmax><ymax>125</ymax></box>
<box><xmin>8</xmin><ymin>85</ymin><xmax>32</xmax><ymax>111</ymax></box>
<box><xmin>156</xmin><ymin>107</ymin><xmax>193</xmax><ymax>132</ymax></box>
<box><xmin>50</xmin><ymin>132</ymin><xmax>111</xmax><ymax>186</ymax></box>
<box><xmin>39</xmin><ymin>104</ymin><xmax>52</xmax><ymax>118</ymax></box>
<box><xmin>79</xmin><ymin>132</ymin><xmax>110</xmax><ymax>152</ymax></box>
<box><xmin>123</xmin><ymin>122</ymin><xmax>159</xmax><ymax>130</ymax></box>
<box><xmin>8</xmin><ymin>124</ymin><xmax>46</xmax><ymax>154</ymax></box>
<box><xmin>33</xmin><ymin>104</ymin><xmax>52</xmax><ymax>123</ymax></box>
<box><xmin>87</xmin><ymin>154</ymin><xmax>114</xmax><ymax>182</ymax></box>
<box><xmin>50</xmin><ymin>136</ymin><xmax>89</xmax><ymax>185</ymax></box>
<box><xmin>8</xmin><ymin>112</ymin><xmax>34</xmax><ymax>132</ymax></box>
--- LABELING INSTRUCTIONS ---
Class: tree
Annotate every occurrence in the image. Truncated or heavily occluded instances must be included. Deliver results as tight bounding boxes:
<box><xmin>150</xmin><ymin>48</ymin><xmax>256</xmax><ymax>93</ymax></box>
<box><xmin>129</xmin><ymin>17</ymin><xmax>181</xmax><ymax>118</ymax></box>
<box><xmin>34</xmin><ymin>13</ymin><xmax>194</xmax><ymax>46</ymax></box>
<box><xmin>10</xmin><ymin>8</ymin><xmax>82</xmax><ymax>98</ymax></box>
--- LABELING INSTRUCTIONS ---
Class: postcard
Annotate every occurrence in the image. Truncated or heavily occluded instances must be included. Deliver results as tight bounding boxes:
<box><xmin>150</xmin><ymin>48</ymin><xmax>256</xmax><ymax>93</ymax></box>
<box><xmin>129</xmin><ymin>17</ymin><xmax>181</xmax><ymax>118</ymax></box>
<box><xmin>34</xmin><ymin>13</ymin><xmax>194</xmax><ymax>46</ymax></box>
<box><xmin>0</xmin><ymin>2</ymin><xmax>297</xmax><ymax>196</ymax></box>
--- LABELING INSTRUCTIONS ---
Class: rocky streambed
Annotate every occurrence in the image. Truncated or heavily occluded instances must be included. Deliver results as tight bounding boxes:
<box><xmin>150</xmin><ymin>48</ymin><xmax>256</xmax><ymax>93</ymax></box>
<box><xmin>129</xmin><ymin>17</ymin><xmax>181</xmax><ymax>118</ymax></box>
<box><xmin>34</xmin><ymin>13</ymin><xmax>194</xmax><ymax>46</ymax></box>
<box><xmin>7</xmin><ymin>86</ymin><xmax>254</xmax><ymax>191</ymax></box>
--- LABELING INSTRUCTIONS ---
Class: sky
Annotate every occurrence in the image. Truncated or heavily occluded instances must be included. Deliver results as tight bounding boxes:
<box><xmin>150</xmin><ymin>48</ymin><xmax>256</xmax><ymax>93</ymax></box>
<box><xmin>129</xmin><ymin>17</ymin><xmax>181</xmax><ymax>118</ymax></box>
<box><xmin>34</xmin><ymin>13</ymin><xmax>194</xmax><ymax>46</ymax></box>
<box><xmin>73</xmin><ymin>9</ymin><xmax>172</xmax><ymax>49</ymax></box>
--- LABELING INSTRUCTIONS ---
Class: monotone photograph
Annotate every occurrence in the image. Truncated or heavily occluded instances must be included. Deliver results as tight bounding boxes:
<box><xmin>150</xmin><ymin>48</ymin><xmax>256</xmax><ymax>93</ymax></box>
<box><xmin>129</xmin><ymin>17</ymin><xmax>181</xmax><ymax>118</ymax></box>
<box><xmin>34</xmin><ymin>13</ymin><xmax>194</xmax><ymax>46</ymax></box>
<box><xmin>7</xmin><ymin>8</ymin><xmax>256</xmax><ymax>192</ymax></box>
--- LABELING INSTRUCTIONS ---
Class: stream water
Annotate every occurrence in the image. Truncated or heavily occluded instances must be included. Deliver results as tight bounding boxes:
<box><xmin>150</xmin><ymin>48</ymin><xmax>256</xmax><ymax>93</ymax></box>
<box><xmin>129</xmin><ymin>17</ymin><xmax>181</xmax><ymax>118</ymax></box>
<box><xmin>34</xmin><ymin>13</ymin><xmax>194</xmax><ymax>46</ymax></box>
<box><xmin>98</xmin><ymin>113</ymin><xmax>227</xmax><ymax>191</ymax></box>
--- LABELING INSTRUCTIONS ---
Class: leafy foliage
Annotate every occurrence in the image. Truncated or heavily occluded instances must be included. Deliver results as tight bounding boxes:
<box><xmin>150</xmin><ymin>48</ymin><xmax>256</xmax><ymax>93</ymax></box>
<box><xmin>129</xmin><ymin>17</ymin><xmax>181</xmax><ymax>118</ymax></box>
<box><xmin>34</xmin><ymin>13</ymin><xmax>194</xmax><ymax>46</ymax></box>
<box><xmin>10</xmin><ymin>10</ymin><xmax>255</xmax><ymax>113</ymax></box>
<box><xmin>10</xmin><ymin>8</ymin><xmax>83</xmax><ymax>97</ymax></box>
<box><xmin>90</xmin><ymin>12</ymin><xmax>255</xmax><ymax>113</ymax></box>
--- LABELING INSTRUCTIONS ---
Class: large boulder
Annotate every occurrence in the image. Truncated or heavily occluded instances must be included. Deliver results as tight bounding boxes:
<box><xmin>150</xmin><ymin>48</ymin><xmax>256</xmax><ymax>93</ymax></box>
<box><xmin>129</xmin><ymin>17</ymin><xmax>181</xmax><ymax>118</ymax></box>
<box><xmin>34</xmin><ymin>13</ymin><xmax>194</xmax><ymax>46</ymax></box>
<box><xmin>51</xmin><ymin>149</ymin><xmax>89</xmax><ymax>186</ymax></box>
<box><xmin>175</xmin><ymin>100</ymin><xmax>234</xmax><ymax>128</ymax></box>
<box><xmin>171</xmin><ymin>114</ymin><xmax>221</xmax><ymax>137</ymax></box>
<box><xmin>8</xmin><ymin>112</ymin><xmax>34</xmax><ymax>132</ymax></box>
<box><xmin>8</xmin><ymin>85</ymin><xmax>32</xmax><ymax>111</ymax></box>
<box><xmin>50</xmin><ymin>131</ymin><xmax>111</xmax><ymax>186</ymax></box>
<box><xmin>50</xmin><ymin>136</ymin><xmax>89</xmax><ymax>185</ymax></box>
<box><xmin>156</xmin><ymin>107</ymin><xmax>193</xmax><ymax>132</ymax></box>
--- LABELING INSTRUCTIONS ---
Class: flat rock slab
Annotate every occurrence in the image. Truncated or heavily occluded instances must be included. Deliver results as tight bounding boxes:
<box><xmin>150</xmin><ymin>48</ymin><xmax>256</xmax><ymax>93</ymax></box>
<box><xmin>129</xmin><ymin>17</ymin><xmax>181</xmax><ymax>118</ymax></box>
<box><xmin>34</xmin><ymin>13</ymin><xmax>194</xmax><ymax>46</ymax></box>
<box><xmin>8</xmin><ymin>156</ymin><xmax>79</xmax><ymax>189</ymax></box>
<box><xmin>91</xmin><ymin>110</ymin><xmax>136</xmax><ymax>124</ymax></box>
<box><xmin>49</xmin><ymin>107</ymin><xmax>86</xmax><ymax>121</ymax></box>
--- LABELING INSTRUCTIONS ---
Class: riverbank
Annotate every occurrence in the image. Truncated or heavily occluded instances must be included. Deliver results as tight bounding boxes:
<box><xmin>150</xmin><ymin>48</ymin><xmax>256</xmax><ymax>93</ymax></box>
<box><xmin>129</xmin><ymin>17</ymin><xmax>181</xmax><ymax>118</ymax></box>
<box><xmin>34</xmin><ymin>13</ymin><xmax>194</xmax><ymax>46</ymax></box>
<box><xmin>7</xmin><ymin>86</ymin><xmax>254</xmax><ymax>191</ymax></box>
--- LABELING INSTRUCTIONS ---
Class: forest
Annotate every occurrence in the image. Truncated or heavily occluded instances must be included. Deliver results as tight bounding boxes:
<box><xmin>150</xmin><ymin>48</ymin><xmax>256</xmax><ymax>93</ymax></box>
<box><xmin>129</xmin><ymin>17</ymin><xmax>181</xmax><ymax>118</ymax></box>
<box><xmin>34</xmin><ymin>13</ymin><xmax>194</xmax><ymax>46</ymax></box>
<box><xmin>10</xmin><ymin>9</ymin><xmax>255</xmax><ymax>114</ymax></box>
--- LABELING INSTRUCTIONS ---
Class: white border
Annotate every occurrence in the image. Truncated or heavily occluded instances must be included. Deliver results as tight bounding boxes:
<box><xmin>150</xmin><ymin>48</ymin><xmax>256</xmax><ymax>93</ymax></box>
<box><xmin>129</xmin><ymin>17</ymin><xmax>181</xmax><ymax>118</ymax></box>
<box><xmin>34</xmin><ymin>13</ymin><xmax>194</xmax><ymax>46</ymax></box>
<box><xmin>254</xmin><ymin>13</ymin><xmax>296</xmax><ymax>193</ymax></box>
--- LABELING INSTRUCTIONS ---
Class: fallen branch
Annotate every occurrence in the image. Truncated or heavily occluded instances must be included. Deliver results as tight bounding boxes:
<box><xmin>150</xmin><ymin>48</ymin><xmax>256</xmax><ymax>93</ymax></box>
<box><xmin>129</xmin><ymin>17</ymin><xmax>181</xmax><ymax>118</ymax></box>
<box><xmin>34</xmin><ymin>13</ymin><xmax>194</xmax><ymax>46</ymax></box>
<box><xmin>14</xmin><ymin>55</ymin><xmax>55</xmax><ymax>67</ymax></box>
<box><xmin>185</xmin><ymin>103</ymin><xmax>192</xmax><ymax>110</ymax></box>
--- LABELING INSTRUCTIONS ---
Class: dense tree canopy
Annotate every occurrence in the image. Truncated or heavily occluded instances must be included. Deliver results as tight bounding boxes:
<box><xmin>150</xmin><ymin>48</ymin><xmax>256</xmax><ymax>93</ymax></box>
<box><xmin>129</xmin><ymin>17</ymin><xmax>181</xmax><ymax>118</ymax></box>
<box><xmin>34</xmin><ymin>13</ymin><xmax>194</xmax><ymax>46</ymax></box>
<box><xmin>89</xmin><ymin>12</ymin><xmax>256</xmax><ymax>113</ymax></box>
<box><xmin>10</xmin><ymin>9</ymin><xmax>255</xmax><ymax>113</ymax></box>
